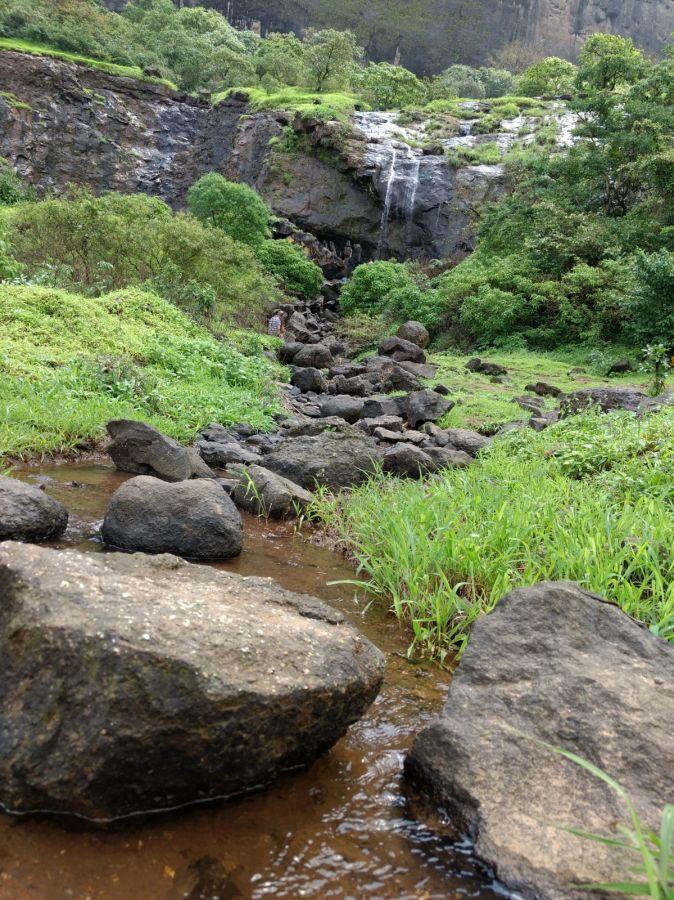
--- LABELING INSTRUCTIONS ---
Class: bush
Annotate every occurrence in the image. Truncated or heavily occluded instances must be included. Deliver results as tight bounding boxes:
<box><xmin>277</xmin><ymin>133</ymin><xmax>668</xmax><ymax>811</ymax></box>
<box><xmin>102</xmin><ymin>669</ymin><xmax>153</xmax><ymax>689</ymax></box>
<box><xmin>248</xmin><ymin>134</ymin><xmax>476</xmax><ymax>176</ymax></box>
<box><xmin>334</xmin><ymin>312</ymin><xmax>390</xmax><ymax>354</ymax></box>
<box><xmin>339</xmin><ymin>261</ymin><xmax>412</xmax><ymax>316</ymax></box>
<box><xmin>627</xmin><ymin>249</ymin><xmax>674</xmax><ymax>345</ymax></box>
<box><xmin>359</xmin><ymin>62</ymin><xmax>426</xmax><ymax>110</ymax></box>
<box><xmin>518</xmin><ymin>57</ymin><xmax>577</xmax><ymax>97</ymax></box>
<box><xmin>255</xmin><ymin>239</ymin><xmax>323</xmax><ymax>297</ymax></box>
<box><xmin>0</xmin><ymin>159</ymin><xmax>26</xmax><ymax>206</ymax></box>
<box><xmin>187</xmin><ymin>173</ymin><xmax>270</xmax><ymax>247</ymax></box>
<box><xmin>4</xmin><ymin>190</ymin><xmax>279</xmax><ymax>328</ymax></box>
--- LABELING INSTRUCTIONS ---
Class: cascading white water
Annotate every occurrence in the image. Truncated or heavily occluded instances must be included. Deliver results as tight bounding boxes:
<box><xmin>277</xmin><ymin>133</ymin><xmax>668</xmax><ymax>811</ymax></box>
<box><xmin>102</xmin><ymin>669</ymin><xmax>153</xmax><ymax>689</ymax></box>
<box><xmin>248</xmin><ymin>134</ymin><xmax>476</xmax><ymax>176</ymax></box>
<box><xmin>376</xmin><ymin>146</ymin><xmax>399</xmax><ymax>258</ymax></box>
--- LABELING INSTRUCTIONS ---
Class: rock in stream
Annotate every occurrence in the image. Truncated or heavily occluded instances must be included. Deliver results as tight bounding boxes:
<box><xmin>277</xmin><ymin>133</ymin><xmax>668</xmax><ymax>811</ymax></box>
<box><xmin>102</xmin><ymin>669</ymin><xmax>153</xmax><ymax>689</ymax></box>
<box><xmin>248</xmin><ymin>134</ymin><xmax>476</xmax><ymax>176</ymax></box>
<box><xmin>0</xmin><ymin>542</ymin><xmax>385</xmax><ymax>821</ymax></box>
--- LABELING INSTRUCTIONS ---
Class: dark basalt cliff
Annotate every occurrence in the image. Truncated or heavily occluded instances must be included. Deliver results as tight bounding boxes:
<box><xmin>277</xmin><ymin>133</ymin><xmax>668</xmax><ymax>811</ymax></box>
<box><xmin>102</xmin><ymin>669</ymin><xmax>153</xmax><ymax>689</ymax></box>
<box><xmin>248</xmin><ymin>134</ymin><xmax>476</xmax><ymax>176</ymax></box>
<box><xmin>105</xmin><ymin>0</ymin><xmax>674</xmax><ymax>74</ymax></box>
<box><xmin>0</xmin><ymin>52</ymin><xmax>504</xmax><ymax>260</ymax></box>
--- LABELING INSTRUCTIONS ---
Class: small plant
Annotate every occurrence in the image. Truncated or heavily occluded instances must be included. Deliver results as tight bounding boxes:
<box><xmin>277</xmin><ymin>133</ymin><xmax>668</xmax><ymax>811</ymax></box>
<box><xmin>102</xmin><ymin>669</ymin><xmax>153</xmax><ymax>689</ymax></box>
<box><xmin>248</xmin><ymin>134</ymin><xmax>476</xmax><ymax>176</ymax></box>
<box><xmin>641</xmin><ymin>344</ymin><xmax>670</xmax><ymax>397</ymax></box>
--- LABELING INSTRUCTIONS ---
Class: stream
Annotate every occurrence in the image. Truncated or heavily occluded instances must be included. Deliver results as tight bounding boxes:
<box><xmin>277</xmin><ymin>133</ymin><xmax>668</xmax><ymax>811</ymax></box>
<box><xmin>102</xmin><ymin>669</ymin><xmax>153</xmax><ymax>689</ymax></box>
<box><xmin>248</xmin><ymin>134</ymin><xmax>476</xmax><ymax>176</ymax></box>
<box><xmin>1</xmin><ymin>463</ymin><xmax>507</xmax><ymax>900</ymax></box>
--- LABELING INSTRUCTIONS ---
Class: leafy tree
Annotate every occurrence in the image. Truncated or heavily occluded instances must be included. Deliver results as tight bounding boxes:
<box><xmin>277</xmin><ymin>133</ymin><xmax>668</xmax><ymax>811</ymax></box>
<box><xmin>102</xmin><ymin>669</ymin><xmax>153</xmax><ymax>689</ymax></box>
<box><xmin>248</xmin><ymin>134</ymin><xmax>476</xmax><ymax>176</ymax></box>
<box><xmin>187</xmin><ymin>174</ymin><xmax>269</xmax><ymax>247</ymax></box>
<box><xmin>303</xmin><ymin>29</ymin><xmax>363</xmax><ymax>92</ymax></box>
<box><xmin>627</xmin><ymin>250</ymin><xmax>674</xmax><ymax>344</ymax></box>
<box><xmin>255</xmin><ymin>32</ymin><xmax>306</xmax><ymax>87</ymax></box>
<box><xmin>576</xmin><ymin>34</ymin><xmax>646</xmax><ymax>92</ymax></box>
<box><xmin>478</xmin><ymin>67</ymin><xmax>516</xmax><ymax>98</ymax></box>
<box><xmin>430</xmin><ymin>65</ymin><xmax>485</xmax><ymax>99</ymax></box>
<box><xmin>518</xmin><ymin>57</ymin><xmax>577</xmax><ymax>97</ymax></box>
<box><xmin>359</xmin><ymin>62</ymin><xmax>426</xmax><ymax>110</ymax></box>
<box><xmin>255</xmin><ymin>240</ymin><xmax>323</xmax><ymax>297</ymax></box>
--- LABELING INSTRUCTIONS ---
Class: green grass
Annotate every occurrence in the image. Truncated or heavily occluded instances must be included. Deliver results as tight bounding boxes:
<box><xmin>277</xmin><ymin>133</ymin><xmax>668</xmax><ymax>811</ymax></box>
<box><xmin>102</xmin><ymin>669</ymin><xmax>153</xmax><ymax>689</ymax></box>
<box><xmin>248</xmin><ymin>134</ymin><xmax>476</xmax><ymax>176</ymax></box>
<box><xmin>0</xmin><ymin>38</ymin><xmax>177</xmax><ymax>89</ymax></box>
<box><xmin>446</xmin><ymin>141</ymin><xmax>503</xmax><ymax>168</ymax></box>
<box><xmin>0</xmin><ymin>91</ymin><xmax>31</xmax><ymax>111</ymax></box>
<box><xmin>212</xmin><ymin>85</ymin><xmax>365</xmax><ymax>121</ymax></box>
<box><xmin>429</xmin><ymin>348</ymin><xmax>655</xmax><ymax>431</ymax></box>
<box><xmin>0</xmin><ymin>285</ymin><xmax>281</xmax><ymax>462</ymax></box>
<box><xmin>310</xmin><ymin>405</ymin><xmax>674</xmax><ymax>663</ymax></box>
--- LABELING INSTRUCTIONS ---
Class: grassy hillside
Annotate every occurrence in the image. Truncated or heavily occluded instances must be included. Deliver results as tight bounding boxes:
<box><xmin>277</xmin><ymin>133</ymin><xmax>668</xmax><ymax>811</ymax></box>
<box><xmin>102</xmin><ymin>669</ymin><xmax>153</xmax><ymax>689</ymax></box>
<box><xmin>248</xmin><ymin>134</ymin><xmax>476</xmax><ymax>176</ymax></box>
<box><xmin>0</xmin><ymin>285</ymin><xmax>281</xmax><ymax>462</ymax></box>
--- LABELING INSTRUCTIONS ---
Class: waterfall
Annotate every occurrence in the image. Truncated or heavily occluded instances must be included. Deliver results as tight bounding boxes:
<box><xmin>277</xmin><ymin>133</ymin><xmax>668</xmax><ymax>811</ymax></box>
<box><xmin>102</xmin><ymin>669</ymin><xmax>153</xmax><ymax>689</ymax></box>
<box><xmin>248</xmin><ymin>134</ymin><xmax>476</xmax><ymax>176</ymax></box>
<box><xmin>376</xmin><ymin>147</ymin><xmax>399</xmax><ymax>259</ymax></box>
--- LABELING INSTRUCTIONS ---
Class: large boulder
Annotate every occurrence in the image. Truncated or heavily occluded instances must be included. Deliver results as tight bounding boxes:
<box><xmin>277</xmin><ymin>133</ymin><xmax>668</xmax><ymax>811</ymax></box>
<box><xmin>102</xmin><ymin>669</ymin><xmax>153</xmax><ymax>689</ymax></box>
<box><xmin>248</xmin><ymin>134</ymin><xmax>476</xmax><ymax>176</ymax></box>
<box><xmin>406</xmin><ymin>582</ymin><xmax>674</xmax><ymax>900</ymax></box>
<box><xmin>279</xmin><ymin>416</ymin><xmax>358</xmax><ymax>437</ymax></box>
<box><xmin>361</xmin><ymin>395</ymin><xmax>407</xmax><ymax>420</ymax></box>
<box><xmin>562</xmin><ymin>387</ymin><xmax>648</xmax><ymax>415</ymax></box>
<box><xmin>291</xmin><ymin>366</ymin><xmax>328</xmax><ymax>395</ymax></box>
<box><xmin>231</xmin><ymin>465</ymin><xmax>313</xmax><ymax>519</ymax></box>
<box><xmin>102</xmin><ymin>476</ymin><xmax>243</xmax><ymax>560</ymax></box>
<box><xmin>197</xmin><ymin>440</ymin><xmax>260</xmax><ymax>468</ymax></box>
<box><xmin>396</xmin><ymin>321</ymin><xmax>429</xmax><ymax>348</ymax></box>
<box><xmin>106</xmin><ymin>420</ymin><xmax>213</xmax><ymax>482</ymax></box>
<box><xmin>381</xmin><ymin>444</ymin><xmax>435</xmax><ymax>477</ymax></box>
<box><xmin>0</xmin><ymin>476</ymin><xmax>68</xmax><ymax>543</ymax></box>
<box><xmin>262</xmin><ymin>432</ymin><xmax>380</xmax><ymax>490</ymax></box>
<box><xmin>292</xmin><ymin>344</ymin><xmax>334</xmax><ymax>369</ymax></box>
<box><xmin>443</xmin><ymin>427</ymin><xmax>491</xmax><ymax>456</ymax></box>
<box><xmin>378</xmin><ymin>365</ymin><xmax>422</xmax><ymax>394</ymax></box>
<box><xmin>378</xmin><ymin>336</ymin><xmax>426</xmax><ymax>364</ymax></box>
<box><xmin>404</xmin><ymin>390</ymin><xmax>454</xmax><ymax>429</ymax></box>
<box><xmin>318</xmin><ymin>394</ymin><xmax>366</xmax><ymax>424</ymax></box>
<box><xmin>0</xmin><ymin>543</ymin><xmax>385</xmax><ymax>820</ymax></box>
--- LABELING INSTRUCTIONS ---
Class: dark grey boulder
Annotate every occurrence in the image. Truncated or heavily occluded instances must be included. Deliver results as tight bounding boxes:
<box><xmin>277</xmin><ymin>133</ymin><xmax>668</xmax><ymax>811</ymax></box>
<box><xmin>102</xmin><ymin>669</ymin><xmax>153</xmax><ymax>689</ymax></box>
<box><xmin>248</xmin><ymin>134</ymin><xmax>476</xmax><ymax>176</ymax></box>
<box><xmin>433</xmin><ymin>384</ymin><xmax>450</xmax><ymax>396</ymax></box>
<box><xmin>378</xmin><ymin>336</ymin><xmax>427</xmax><ymax>364</ymax></box>
<box><xmin>356</xmin><ymin>415</ymin><xmax>404</xmax><ymax>435</ymax></box>
<box><xmin>381</xmin><ymin>444</ymin><xmax>435</xmax><ymax>477</ymax></box>
<box><xmin>396</xmin><ymin>321</ymin><xmax>430</xmax><ymax>349</ymax></box>
<box><xmin>465</xmin><ymin>358</ymin><xmax>507</xmax><ymax>377</ymax></box>
<box><xmin>107</xmin><ymin>420</ymin><xmax>214</xmax><ymax>482</ymax></box>
<box><xmin>562</xmin><ymin>387</ymin><xmax>648</xmax><ymax>415</ymax></box>
<box><xmin>405</xmin><ymin>390</ymin><xmax>454</xmax><ymax>429</ymax></box>
<box><xmin>318</xmin><ymin>394</ymin><xmax>366</xmax><ymax>424</ymax></box>
<box><xmin>361</xmin><ymin>395</ymin><xmax>407</xmax><ymax>419</ymax></box>
<box><xmin>231</xmin><ymin>465</ymin><xmax>313</xmax><ymax>518</ymax></box>
<box><xmin>0</xmin><ymin>542</ymin><xmax>384</xmax><ymax>821</ymax></box>
<box><xmin>328</xmin><ymin>374</ymin><xmax>371</xmax><ymax>397</ymax></box>
<box><xmin>607</xmin><ymin>358</ymin><xmax>633</xmax><ymax>375</ymax></box>
<box><xmin>406</xmin><ymin>581</ymin><xmax>674</xmax><ymax>900</ymax></box>
<box><xmin>514</xmin><ymin>394</ymin><xmax>546</xmax><ymax>415</ymax></box>
<box><xmin>280</xmin><ymin>416</ymin><xmax>357</xmax><ymax>437</ymax></box>
<box><xmin>278</xmin><ymin>341</ymin><xmax>304</xmax><ymax>363</ymax></box>
<box><xmin>379</xmin><ymin>365</ymin><xmax>422</xmax><ymax>394</ymax></box>
<box><xmin>425</xmin><ymin>447</ymin><xmax>473</xmax><ymax>469</ymax></box>
<box><xmin>102</xmin><ymin>476</ymin><xmax>243</xmax><ymax>560</ymax></box>
<box><xmin>329</xmin><ymin>363</ymin><xmax>368</xmax><ymax>379</ymax></box>
<box><xmin>444</xmin><ymin>428</ymin><xmax>491</xmax><ymax>456</ymax></box>
<box><xmin>197</xmin><ymin>441</ymin><xmax>260</xmax><ymax>468</ymax></box>
<box><xmin>291</xmin><ymin>367</ymin><xmax>328</xmax><ymax>394</ymax></box>
<box><xmin>263</xmin><ymin>432</ymin><xmax>380</xmax><ymax>490</ymax></box>
<box><xmin>292</xmin><ymin>344</ymin><xmax>334</xmax><ymax>369</ymax></box>
<box><xmin>373</xmin><ymin>426</ymin><xmax>408</xmax><ymax>443</ymax></box>
<box><xmin>525</xmin><ymin>381</ymin><xmax>563</xmax><ymax>398</ymax></box>
<box><xmin>0</xmin><ymin>476</ymin><xmax>68</xmax><ymax>543</ymax></box>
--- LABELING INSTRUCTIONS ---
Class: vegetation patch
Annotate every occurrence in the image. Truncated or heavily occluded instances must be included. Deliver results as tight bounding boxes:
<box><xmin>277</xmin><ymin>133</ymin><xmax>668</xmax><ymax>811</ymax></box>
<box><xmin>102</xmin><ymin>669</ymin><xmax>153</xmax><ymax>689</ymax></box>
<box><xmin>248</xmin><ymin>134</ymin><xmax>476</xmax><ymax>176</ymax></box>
<box><xmin>0</xmin><ymin>285</ymin><xmax>281</xmax><ymax>462</ymax></box>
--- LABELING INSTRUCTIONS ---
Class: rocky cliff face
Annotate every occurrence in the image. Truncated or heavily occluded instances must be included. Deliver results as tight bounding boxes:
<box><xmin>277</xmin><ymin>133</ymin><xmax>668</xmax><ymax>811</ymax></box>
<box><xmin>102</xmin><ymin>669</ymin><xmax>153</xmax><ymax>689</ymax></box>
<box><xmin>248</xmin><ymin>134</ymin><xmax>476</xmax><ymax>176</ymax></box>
<box><xmin>106</xmin><ymin>0</ymin><xmax>674</xmax><ymax>74</ymax></box>
<box><xmin>0</xmin><ymin>51</ymin><xmax>507</xmax><ymax>260</ymax></box>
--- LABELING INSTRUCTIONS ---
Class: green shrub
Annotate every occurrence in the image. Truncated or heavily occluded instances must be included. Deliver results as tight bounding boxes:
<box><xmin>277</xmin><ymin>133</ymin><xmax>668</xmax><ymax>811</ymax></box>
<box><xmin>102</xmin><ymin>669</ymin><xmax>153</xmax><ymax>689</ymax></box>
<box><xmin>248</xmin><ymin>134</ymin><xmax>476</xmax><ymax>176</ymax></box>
<box><xmin>517</xmin><ymin>57</ymin><xmax>577</xmax><ymax>96</ymax></box>
<box><xmin>0</xmin><ymin>284</ymin><xmax>281</xmax><ymax>461</ymax></box>
<box><xmin>626</xmin><ymin>249</ymin><xmax>674</xmax><ymax>345</ymax></box>
<box><xmin>359</xmin><ymin>62</ymin><xmax>426</xmax><ymax>110</ymax></box>
<box><xmin>339</xmin><ymin>261</ymin><xmax>412</xmax><ymax>316</ymax></box>
<box><xmin>0</xmin><ymin>159</ymin><xmax>26</xmax><ymax>206</ymax></box>
<box><xmin>334</xmin><ymin>312</ymin><xmax>390</xmax><ymax>354</ymax></box>
<box><xmin>4</xmin><ymin>190</ymin><xmax>279</xmax><ymax>328</ymax></box>
<box><xmin>187</xmin><ymin>173</ymin><xmax>270</xmax><ymax>247</ymax></box>
<box><xmin>255</xmin><ymin>239</ymin><xmax>323</xmax><ymax>296</ymax></box>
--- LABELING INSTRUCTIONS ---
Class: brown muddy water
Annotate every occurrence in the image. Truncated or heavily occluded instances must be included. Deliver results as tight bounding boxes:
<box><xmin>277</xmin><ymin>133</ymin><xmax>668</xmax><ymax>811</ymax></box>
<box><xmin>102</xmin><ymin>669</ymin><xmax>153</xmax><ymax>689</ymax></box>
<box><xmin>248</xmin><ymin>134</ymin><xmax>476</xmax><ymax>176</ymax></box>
<box><xmin>1</xmin><ymin>464</ymin><xmax>506</xmax><ymax>900</ymax></box>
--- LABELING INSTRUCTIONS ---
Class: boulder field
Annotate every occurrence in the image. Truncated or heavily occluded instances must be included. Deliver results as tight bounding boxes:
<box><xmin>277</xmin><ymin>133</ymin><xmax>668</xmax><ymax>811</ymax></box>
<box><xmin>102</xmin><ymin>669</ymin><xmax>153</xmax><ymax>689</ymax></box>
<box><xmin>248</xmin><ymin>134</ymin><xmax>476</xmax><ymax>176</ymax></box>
<box><xmin>406</xmin><ymin>582</ymin><xmax>674</xmax><ymax>899</ymax></box>
<box><xmin>0</xmin><ymin>542</ymin><xmax>385</xmax><ymax>821</ymax></box>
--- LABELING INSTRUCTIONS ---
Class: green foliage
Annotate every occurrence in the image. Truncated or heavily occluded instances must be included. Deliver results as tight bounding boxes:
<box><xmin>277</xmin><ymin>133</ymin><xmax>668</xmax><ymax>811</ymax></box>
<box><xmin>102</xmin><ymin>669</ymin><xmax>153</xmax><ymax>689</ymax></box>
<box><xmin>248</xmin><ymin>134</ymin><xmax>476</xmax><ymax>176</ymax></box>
<box><xmin>3</xmin><ymin>189</ymin><xmax>279</xmax><ymax>329</ymax></box>
<box><xmin>0</xmin><ymin>284</ymin><xmax>281</xmax><ymax>462</ymax></box>
<box><xmin>334</xmin><ymin>311</ymin><xmax>390</xmax><ymax>354</ymax></box>
<box><xmin>254</xmin><ymin>32</ymin><xmax>305</xmax><ymax>87</ymax></box>
<box><xmin>641</xmin><ymin>343</ymin><xmax>671</xmax><ymax>397</ymax></box>
<box><xmin>446</xmin><ymin>141</ymin><xmax>502</xmax><ymax>167</ymax></box>
<box><xmin>310</xmin><ymin>406</ymin><xmax>674</xmax><ymax>660</ymax></box>
<box><xmin>0</xmin><ymin>158</ymin><xmax>27</xmax><ymax>206</ymax></box>
<box><xmin>255</xmin><ymin>239</ymin><xmax>323</xmax><ymax>297</ymax></box>
<box><xmin>359</xmin><ymin>62</ymin><xmax>426</xmax><ymax>110</ymax></box>
<box><xmin>627</xmin><ymin>250</ymin><xmax>674</xmax><ymax>345</ymax></box>
<box><xmin>428</xmin><ymin>65</ymin><xmax>515</xmax><ymax>101</ymax></box>
<box><xmin>187</xmin><ymin>173</ymin><xmax>270</xmax><ymax>247</ymax></box>
<box><xmin>517</xmin><ymin>56</ymin><xmax>577</xmax><ymax>97</ymax></box>
<box><xmin>339</xmin><ymin>261</ymin><xmax>412</xmax><ymax>316</ymax></box>
<box><xmin>303</xmin><ymin>28</ymin><xmax>363</xmax><ymax>92</ymax></box>
<box><xmin>576</xmin><ymin>33</ymin><xmax>647</xmax><ymax>92</ymax></box>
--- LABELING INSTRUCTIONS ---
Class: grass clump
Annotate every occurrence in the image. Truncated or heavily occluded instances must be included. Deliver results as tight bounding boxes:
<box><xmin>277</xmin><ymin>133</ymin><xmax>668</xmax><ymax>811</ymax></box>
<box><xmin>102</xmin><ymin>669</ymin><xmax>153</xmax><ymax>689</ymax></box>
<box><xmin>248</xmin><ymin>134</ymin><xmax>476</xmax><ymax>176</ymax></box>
<box><xmin>212</xmin><ymin>86</ymin><xmax>363</xmax><ymax>121</ymax></box>
<box><xmin>0</xmin><ymin>38</ymin><xmax>177</xmax><ymax>88</ymax></box>
<box><xmin>446</xmin><ymin>142</ymin><xmax>503</xmax><ymax>168</ymax></box>
<box><xmin>310</xmin><ymin>407</ymin><xmax>674</xmax><ymax>662</ymax></box>
<box><xmin>0</xmin><ymin>285</ymin><xmax>281</xmax><ymax>462</ymax></box>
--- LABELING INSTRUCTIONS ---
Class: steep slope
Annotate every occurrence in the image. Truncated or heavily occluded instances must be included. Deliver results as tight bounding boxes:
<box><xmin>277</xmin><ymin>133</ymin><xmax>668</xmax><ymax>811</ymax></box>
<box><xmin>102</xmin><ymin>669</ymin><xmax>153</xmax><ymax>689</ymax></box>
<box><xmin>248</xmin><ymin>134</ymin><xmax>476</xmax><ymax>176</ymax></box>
<box><xmin>103</xmin><ymin>0</ymin><xmax>674</xmax><ymax>73</ymax></box>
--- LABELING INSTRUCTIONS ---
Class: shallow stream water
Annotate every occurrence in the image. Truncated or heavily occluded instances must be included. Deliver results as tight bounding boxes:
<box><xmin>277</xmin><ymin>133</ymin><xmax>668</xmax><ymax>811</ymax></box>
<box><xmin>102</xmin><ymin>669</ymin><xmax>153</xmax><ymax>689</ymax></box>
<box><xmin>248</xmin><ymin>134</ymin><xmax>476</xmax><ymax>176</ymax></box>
<box><xmin>1</xmin><ymin>464</ymin><xmax>505</xmax><ymax>900</ymax></box>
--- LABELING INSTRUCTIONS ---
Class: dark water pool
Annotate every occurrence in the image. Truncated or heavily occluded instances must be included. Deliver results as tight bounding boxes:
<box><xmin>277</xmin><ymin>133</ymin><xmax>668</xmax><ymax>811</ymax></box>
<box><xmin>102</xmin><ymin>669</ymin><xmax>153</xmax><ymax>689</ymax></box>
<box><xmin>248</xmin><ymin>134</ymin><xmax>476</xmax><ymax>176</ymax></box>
<box><xmin>0</xmin><ymin>464</ymin><xmax>505</xmax><ymax>900</ymax></box>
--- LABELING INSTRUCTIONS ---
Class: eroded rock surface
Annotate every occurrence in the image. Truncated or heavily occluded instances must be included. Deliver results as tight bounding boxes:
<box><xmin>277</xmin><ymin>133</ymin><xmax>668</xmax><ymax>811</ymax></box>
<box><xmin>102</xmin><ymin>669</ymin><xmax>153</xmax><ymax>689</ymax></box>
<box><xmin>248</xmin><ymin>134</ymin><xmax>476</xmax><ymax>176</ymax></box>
<box><xmin>0</xmin><ymin>542</ymin><xmax>385</xmax><ymax>821</ymax></box>
<box><xmin>406</xmin><ymin>581</ymin><xmax>674</xmax><ymax>900</ymax></box>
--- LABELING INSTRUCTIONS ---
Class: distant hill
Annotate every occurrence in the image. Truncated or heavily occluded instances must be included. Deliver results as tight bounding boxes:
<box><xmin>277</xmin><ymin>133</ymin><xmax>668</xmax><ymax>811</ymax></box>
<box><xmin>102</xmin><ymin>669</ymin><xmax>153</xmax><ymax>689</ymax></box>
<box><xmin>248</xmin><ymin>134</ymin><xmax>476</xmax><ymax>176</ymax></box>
<box><xmin>104</xmin><ymin>0</ymin><xmax>674</xmax><ymax>74</ymax></box>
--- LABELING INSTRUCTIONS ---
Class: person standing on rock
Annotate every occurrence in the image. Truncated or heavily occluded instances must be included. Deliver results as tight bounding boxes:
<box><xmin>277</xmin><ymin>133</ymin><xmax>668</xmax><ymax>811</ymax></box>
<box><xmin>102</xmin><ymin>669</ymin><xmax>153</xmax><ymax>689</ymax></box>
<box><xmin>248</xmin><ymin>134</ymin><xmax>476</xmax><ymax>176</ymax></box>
<box><xmin>268</xmin><ymin>311</ymin><xmax>285</xmax><ymax>338</ymax></box>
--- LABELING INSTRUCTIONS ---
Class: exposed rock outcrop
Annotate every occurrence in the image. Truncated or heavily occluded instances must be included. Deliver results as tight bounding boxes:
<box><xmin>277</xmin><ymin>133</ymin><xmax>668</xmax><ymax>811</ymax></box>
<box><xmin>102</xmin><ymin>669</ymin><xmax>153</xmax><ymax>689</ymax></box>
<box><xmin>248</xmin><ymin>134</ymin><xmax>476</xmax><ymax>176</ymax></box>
<box><xmin>406</xmin><ymin>581</ymin><xmax>674</xmax><ymax>899</ymax></box>
<box><xmin>0</xmin><ymin>542</ymin><xmax>385</xmax><ymax>820</ymax></box>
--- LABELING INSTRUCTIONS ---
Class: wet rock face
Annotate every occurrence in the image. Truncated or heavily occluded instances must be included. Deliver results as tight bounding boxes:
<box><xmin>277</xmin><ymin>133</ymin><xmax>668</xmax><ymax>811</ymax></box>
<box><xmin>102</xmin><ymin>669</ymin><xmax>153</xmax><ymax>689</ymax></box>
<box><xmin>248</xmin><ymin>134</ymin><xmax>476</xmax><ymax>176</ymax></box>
<box><xmin>0</xmin><ymin>476</ymin><xmax>68</xmax><ymax>543</ymax></box>
<box><xmin>0</xmin><ymin>542</ymin><xmax>385</xmax><ymax>820</ymax></box>
<box><xmin>102</xmin><ymin>476</ymin><xmax>243</xmax><ymax>559</ymax></box>
<box><xmin>406</xmin><ymin>581</ymin><xmax>674</xmax><ymax>899</ymax></box>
